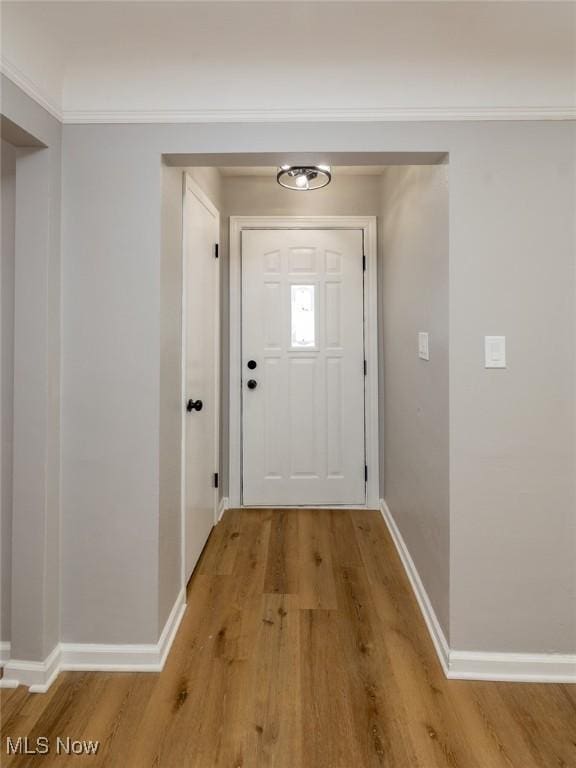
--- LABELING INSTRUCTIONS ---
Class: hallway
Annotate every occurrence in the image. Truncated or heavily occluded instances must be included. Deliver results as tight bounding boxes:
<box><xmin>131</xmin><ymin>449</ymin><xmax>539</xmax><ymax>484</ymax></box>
<box><xmin>1</xmin><ymin>508</ymin><xmax>574</xmax><ymax>767</ymax></box>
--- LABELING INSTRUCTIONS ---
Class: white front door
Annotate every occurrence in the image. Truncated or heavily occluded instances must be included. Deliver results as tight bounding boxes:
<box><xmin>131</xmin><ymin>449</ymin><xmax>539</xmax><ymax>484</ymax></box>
<box><xmin>241</xmin><ymin>228</ymin><xmax>366</xmax><ymax>506</ymax></box>
<box><xmin>183</xmin><ymin>174</ymin><xmax>220</xmax><ymax>581</ymax></box>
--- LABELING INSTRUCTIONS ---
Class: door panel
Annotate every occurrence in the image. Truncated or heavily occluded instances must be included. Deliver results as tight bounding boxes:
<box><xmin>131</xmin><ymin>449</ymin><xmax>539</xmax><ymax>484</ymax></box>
<box><xmin>183</xmin><ymin>175</ymin><xmax>219</xmax><ymax>581</ymax></box>
<box><xmin>242</xmin><ymin>228</ymin><xmax>365</xmax><ymax>506</ymax></box>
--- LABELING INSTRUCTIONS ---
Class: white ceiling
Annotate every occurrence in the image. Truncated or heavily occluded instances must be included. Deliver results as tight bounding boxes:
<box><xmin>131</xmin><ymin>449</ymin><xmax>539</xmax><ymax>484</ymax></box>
<box><xmin>1</xmin><ymin>2</ymin><xmax>574</xmax><ymax>123</ymax></box>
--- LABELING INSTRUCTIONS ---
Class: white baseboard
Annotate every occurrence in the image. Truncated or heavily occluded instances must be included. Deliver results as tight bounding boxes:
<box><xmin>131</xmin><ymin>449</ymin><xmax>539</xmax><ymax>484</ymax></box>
<box><xmin>0</xmin><ymin>644</ymin><xmax>61</xmax><ymax>692</ymax></box>
<box><xmin>218</xmin><ymin>496</ymin><xmax>230</xmax><ymax>522</ymax></box>
<box><xmin>60</xmin><ymin>587</ymin><xmax>186</xmax><ymax>673</ymax></box>
<box><xmin>0</xmin><ymin>641</ymin><xmax>10</xmax><ymax>664</ymax></box>
<box><xmin>0</xmin><ymin>642</ymin><xmax>18</xmax><ymax>688</ymax></box>
<box><xmin>379</xmin><ymin>499</ymin><xmax>576</xmax><ymax>684</ymax></box>
<box><xmin>379</xmin><ymin>499</ymin><xmax>450</xmax><ymax>675</ymax></box>
<box><xmin>448</xmin><ymin>649</ymin><xmax>576</xmax><ymax>683</ymax></box>
<box><xmin>0</xmin><ymin>588</ymin><xmax>186</xmax><ymax>693</ymax></box>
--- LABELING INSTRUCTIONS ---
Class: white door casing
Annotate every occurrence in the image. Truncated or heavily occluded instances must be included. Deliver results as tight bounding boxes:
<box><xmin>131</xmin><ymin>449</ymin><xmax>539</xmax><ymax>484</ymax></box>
<box><xmin>181</xmin><ymin>173</ymin><xmax>220</xmax><ymax>585</ymax></box>
<box><xmin>230</xmin><ymin>217</ymin><xmax>379</xmax><ymax>509</ymax></box>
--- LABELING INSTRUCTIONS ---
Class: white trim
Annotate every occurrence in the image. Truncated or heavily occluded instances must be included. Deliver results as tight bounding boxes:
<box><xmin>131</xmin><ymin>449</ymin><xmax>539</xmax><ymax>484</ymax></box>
<box><xmin>1</xmin><ymin>641</ymin><xmax>18</xmax><ymax>687</ymax></box>
<box><xmin>242</xmin><ymin>504</ymin><xmax>380</xmax><ymax>511</ymax></box>
<box><xmin>181</xmin><ymin>173</ymin><xmax>221</xmax><ymax>591</ymax></box>
<box><xmin>1</xmin><ymin>62</ymin><xmax>573</xmax><ymax>126</ymax></box>
<box><xmin>217</xmin><ymin>496</ymin><xmax>230</xmax><ymax>522</ymax></box>
<box><xmin>229</xmin><ymin>216</ymin><xmax>380</xmax><ymax>509</ymax></box>
<box><xmin>380</xmin><ymin>499</ymin><xmax>576</xmax><ymax>684</ymax></box>
<box><xmin>0</xmin><ymin>641</ymin><xmax>10</xmax><ymax>664</ymax></box>
<box><xmin>448</xmin><ymin>650</ymin><xmax>576</xmax><ymax>683</ymax></box>
<box><xmin>1</xmin><ymin>643</ymin><xmax>61</xmax><ymax>693</ymax></box>
<box><xmin>363</xmin><ymin>220</ymin><xmax>379</xmax><ymax>509</ymax></box>
<box><xmin>63</xmin><ymin>106</ymin><xmax>576</xmax><ymax>125</ymax></box>
<box><xmin>1</xmin><ymin>60</ymin><xmax>574</xmax><ymax>126</ymax></box>
<box><xmin>0</xmin><ymin>589</ymin><xmax>186</xmax><ymax>693</ymax></box>
<box><xmin>0</xmin><ymin>680</ymin><xmax>19</xmax><ymax>689</ymax></box>
<box><xmin>379</xmin><ymin>499</ymin><xmax>450</xmax><ymax>674</ymax></box>
<box><xmin>61</xmin><ymin>587</ymin><xmax>186</xmax><ymax>673</ymax></box>
<box><xmin>0</xmin><ymin>57</ymin><xmax>63</xmax><ymax>122</ymax></box>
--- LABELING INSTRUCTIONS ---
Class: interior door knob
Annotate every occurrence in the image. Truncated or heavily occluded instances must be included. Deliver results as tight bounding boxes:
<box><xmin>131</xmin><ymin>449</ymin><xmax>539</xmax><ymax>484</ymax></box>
<box><xmin>247</xmin><ymin>379</ymin><xmax>258</xmax><ymax>390</ymax></box>
<box><xmin>187</xmin><ymin>399</ymin><xmax>203</xmax><ymax>412</ymax></box>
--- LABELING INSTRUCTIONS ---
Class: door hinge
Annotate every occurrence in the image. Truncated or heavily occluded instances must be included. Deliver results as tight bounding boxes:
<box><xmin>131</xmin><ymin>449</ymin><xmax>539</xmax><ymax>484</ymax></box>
<box><xmin>214</xmin><ymin>243</ymin><xmax>219</xmax><ymax>259</ymax></box>
<box><xmin>364</xmin><ymin>465</ymin><xmax>368</xmax><ymax>482</ymax></box>
<box><xmin>362</xmin><ymin>254</ymin><xmax>366</xmax><ymax>271</ymax></box>
<box><xmin>213</xmin><ymin>472</ymin><xmax>219</xmax><ymax>489</ymax></box>
<box><xmin>364</xmin><ymin>359</ymin><xmax>367</xmax><ymax>376</ymax></box>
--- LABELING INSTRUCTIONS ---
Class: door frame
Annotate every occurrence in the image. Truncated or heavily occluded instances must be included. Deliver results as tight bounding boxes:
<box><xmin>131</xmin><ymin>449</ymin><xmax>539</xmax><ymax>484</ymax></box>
<box><xmin>229</xmin><ymin>215</ymin><xmax>379</xmax><ymax>509</ymax></box>
<box><xmin>180</xmin><ymin>172</ymin><xmax>221</xmax><ymax>591</ymax></box>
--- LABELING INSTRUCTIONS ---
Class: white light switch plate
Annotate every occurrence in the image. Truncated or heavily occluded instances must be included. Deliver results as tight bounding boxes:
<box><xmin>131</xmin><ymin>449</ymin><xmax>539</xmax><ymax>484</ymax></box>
<box><xmin>485</xmin><ymin>336</ymin><xmax>506</xmax><ymax>368</ymax></box>
<box><xmin>418</xmin><ymin>332</ymin><xmax>430</xmax><ymax>361</ymax></box>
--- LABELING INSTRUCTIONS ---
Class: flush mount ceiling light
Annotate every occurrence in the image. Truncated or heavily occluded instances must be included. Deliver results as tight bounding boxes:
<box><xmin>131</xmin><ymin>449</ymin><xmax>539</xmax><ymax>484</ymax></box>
<box><xmin>277</xmin><ymin>165</ymin><xmax>332</xmax><ymax>191</ymax></box>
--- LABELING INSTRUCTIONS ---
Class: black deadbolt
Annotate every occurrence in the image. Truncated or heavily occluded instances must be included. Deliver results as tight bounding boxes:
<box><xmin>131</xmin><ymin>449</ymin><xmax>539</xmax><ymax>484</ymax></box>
<box><xmin>187</xmin><ymin>399</ymin><xmax>203</xmax><ymax>412</ymax></box>
<box><xmin>247</xmin><ymin>379</ymin><xmax>258</xmax><ymax>390</ymax></box>
<box><xmin>247</xmin><ymin>360</ymin><xmax>257</xmax><ymax>370</ymax></box>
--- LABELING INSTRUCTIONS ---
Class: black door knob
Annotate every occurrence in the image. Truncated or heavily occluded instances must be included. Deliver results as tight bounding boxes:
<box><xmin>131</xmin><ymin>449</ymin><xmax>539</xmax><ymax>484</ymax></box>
<box><xmin>247</xmin><ymin>379</ymin><xmax>258</xmax><ymax>390</ymax></box>
<box><xmin>247</xmin><ymin>360</ymin><xmax>257</xmax><ymax>370</ymax></box>
<box><xmin>187</xmin><ymin>399</ymin><xmax>203</xmax><ymax>412</ymax></box>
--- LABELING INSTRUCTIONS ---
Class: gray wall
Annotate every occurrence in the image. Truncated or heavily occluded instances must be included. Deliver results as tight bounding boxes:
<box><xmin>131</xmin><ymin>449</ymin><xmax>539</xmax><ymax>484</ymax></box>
<box><xmin>61</xmin><ymin>120</ymin><xmax>575</xmax><ymax>657</ymax></box>
<box><xmin>380</xmin><ymin>165</ymin><xmax>450</xmax><ymax>638</ymax></box>
<box><xmin>1</xmin><ymin>139</ymin><xmax>16</xmax><ymax>644</ymax></box>
<box><xmin>62</xmin><ymin>148</ymin><xmax>224</xmax><ymax>644</ymax></box>
<box><xmin>449</xmin><ymin>126</ymin><xmax>575</xmax><ymax>653</ymax></box>
<box><xmin>1</xmin><ymin>76</ymin><xmax>62</xmax><ymax>661</ymax></box>
<box><xmin>61</xmin><ymin>132</ymin><xmax>162</xmax><ymax>644</ymax></box>
<box><xmin>220</xmin><ymin>173</ymin><xmax>382</xmax><ymax>496</ymax></box>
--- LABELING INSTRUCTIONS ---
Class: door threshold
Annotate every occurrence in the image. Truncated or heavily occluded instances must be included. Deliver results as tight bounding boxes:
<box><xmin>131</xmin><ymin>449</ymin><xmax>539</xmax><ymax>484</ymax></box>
<box><xmin>238</xmin><ymin>504</ymin><xmax>378</xmax><ymax>511</ymax></box>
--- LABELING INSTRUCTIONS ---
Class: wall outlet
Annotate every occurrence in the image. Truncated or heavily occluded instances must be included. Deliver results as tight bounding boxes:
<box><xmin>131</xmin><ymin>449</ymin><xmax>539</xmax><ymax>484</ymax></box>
<box><xmin>418</xmin><ymin>331</ymin><xmax>430</xmax><ymax>361</ymax></box>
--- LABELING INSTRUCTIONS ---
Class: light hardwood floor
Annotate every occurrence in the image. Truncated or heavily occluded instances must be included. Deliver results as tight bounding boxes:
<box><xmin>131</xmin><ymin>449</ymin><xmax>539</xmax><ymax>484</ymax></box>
<box><xmin>1</xmin><ymin>509</ymin><xmax>575</xmax><ymax>767</ymax></box>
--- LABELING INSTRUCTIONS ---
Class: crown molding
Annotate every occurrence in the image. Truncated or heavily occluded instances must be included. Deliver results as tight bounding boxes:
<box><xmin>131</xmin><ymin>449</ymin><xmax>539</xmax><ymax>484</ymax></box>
<box><xmin>63</xmin><ymin>105</ymin><xmax>576</xmax><ymax>124</ymax></box>
<box><xmin>0</xmin><ymin>57</ymin><xmax>63</xmax><ymax>122</ymax></box>
<box><xmin>1</xmin><ymin>60</ymin><xmax>574</xmax><ymax>125</ymax></box>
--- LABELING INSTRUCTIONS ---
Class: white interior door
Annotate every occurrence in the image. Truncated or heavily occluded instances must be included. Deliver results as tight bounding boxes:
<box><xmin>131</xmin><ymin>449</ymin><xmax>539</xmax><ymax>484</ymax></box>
<box><xmin>183</xmin><ymin>174</ymin><xmax>220</xmax><ymax>581</ymax></box>
<box><xmin>241</xmin><ymin>228</ymin><xmax>366</xmax><ymax>506</ymax></box>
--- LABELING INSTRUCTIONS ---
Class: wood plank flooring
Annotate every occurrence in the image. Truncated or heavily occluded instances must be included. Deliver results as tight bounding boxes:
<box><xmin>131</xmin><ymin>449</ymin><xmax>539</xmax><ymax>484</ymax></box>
<box><xmin>1</xmin><ymin>508</ymin><xmax>575</xmax><ymax>767</ymax></box>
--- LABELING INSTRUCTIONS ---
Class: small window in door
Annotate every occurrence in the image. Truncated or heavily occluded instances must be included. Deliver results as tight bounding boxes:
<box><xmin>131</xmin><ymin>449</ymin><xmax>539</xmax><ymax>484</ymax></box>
<box><xmin>291</xmin><ymin>285</ymin><xmax>316</xmax><ymax>348</ymax></box>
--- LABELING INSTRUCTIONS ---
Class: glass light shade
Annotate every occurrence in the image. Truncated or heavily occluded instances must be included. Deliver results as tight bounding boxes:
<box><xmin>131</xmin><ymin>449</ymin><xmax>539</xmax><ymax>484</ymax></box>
<box><xmin>277</xmin><ymin>165</ymin><xmax>332</xmax><ymax>191</ymax></box>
